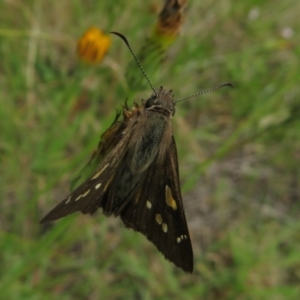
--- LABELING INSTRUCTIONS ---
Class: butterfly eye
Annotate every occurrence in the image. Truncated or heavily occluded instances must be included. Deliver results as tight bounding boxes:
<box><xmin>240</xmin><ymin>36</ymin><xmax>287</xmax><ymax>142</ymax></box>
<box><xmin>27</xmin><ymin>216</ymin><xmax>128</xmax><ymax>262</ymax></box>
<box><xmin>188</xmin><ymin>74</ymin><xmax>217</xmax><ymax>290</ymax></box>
<box><xmin>145</xmin><ymin>96</ymin><xmax>157</xmax><ymax>108</ymax></box>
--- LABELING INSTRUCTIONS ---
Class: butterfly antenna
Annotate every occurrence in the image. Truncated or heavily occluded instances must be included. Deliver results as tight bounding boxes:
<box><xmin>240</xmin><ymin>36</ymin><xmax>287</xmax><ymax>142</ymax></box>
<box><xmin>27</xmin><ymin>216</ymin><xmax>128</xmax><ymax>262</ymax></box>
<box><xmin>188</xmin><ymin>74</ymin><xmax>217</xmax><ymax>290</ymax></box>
<box><xmin>111</xmin><ymin>31</ymin><xmax>157</xmax><ymax>96</ymax></box>
<box><xmin>175</xmin><ymin>82</ymin><xmax>234</xmax><ymax>103</ymax></box>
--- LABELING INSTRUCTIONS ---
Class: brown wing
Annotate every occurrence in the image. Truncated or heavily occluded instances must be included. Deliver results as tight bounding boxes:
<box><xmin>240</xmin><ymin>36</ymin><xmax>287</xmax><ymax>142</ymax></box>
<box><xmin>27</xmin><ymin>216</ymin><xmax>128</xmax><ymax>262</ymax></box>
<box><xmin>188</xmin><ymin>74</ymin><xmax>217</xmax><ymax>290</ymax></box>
<box><xmin>40</xmin><ymin>123</ymin><xmax>138</xmax><ymax>223</ymax></box>
<box><xmin>120</xmin><ymin>136</ymin><xmax>193</xmax><ymax>272</ymax></box>
<box><xmin>71</xmin><ymin>102</ymin><xmax>142</xmax><ymax>190</ymax></box>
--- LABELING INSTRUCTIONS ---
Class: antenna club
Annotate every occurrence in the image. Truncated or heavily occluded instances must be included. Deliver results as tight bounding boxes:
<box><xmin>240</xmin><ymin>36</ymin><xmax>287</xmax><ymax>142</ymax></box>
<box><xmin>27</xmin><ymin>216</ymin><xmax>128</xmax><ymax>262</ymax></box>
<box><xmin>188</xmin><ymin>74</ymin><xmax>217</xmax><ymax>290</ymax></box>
<box><xmin>221</xmin><ymin>82</ymin><xmax>234</xmax><ymax>88</ymax></box>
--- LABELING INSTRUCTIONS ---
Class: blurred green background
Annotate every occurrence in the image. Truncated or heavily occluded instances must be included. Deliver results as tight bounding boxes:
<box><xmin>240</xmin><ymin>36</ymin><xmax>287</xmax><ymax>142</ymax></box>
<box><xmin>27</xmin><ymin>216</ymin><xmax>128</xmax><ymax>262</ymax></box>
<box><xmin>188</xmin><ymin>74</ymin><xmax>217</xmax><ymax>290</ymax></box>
<box><xmin>1</xmin><ymin>0</ymin><xmax>300</xmax><ymax>299</ymax></box>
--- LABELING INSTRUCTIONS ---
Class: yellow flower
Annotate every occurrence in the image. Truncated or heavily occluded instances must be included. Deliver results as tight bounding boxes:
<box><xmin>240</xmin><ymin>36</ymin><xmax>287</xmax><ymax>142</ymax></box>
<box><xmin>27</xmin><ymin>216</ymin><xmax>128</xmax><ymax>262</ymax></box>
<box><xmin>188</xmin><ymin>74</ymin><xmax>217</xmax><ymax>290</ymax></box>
<box><xmin>77</xmin><ymin>27</ymin><xmax>111</xmax><ymax>64</ymax></box>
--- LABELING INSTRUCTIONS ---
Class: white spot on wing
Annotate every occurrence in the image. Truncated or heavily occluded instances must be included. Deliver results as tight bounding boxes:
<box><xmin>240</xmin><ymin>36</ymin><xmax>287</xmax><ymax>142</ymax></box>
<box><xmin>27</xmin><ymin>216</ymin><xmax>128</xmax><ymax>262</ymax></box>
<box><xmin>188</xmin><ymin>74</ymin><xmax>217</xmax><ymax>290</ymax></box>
<box><xmin>75</xmin><ymin>189</ymin><xmax>90</xmax><ymax>201</ymax></box>
<box><xmin>146</xmin><ymin>201</ymin><xmax>152</xmax><ymax>209</ymax></box>
<box><xmin>75</xmin><ymin>195</ymin><xmax>82</xmax><ymax>201</ymax></box>
<box><xmin>82</xmin><ymin>189</ymin><xmax>90</xmax><ymax>197</ymax></box>
<box><xmin>177</xmin><ymin>237</ymin><xmax>181</xmax><ymax>243</ymax></box>
<box><xmin>95</xmin><ymin>183</ymin><xmax>102</xmax><ymax>189</ymax></box>
<box><xmin>91</xmin><ymin>163</ymin><xmax>109</xmax><ymax>180</ymax></box>
<box><xmin>162</xmin><ymin>223</ymin><xmax>168</xmax><ymax>233</ymax></box>
<box><xmin>156</xmin><ymin>214</ymin><xmax>162</xmax><ymax>225</ymax></box>
<box><xmin>65</xmin><ymin>196</ymin><xmax>71</xmax><ymax>204</ymax></box>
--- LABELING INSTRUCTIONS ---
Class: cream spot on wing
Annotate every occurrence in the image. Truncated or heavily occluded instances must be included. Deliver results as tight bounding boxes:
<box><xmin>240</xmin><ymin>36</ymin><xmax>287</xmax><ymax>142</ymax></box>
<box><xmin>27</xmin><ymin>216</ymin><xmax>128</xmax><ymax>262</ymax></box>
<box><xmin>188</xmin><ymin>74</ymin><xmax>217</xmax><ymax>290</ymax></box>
<box><xmin>91</xmin><ymin>163</ymin><xmax>109</xmax><ymax>180</ymax></box>
<box><xmin>165</xmin><ymin>185</ymin><xmax>177</xmax><ymax>210</ymax></box>
<box><xmin>181</xmin><ymin>235</ymin><xmax>184</xmax><ymax>239</ymax></box>
<box><xmin>184</xmin><ymin>235</ymin><xmax>187</xmax><ymax>239</ymax></box>
<box><xmin>162</xmin><ymin>223</ymin><xmax>168</xmax><ymax>233</ymax></box>
<box><xmin>146</xmin><ymin>201</ymin><xmax>152</xmax><ymax>209</ymax></box>
<box><xmin>134</xmin><ymin>189</ymin><xmax>142</xmax><ymax>205</ymax></box>
<box><xmin>65</xmin><ymin>196</ymin><xmax>71</xmax><ymax>204</ymax></box>
<box><xmin>82</xmin><ymin>189</ymin><xmax>90</xmax><ymax>197</ymax></box>
<box><xmin>75</xmin><ymin>194</ymin><xmax>82</xmax><ymax>201</ymax></box>
<box><xmin>103</xmin><ymin>176</ymin><xmax>113</xmax><ymax>192</ymax></box>
<box><xmin>177</xmin><ymin>237</ymin><xmax>181</xmax><ymax>243</ymax></box>
<box><xmin>156</xmin><ymin>214</ymin><xmax>162</xmax><ymax>225</ymax></box>
<box><xmin>95</xmin><ymin>183</ymin><xmax>102</xmax><ymax>189</ymax></box>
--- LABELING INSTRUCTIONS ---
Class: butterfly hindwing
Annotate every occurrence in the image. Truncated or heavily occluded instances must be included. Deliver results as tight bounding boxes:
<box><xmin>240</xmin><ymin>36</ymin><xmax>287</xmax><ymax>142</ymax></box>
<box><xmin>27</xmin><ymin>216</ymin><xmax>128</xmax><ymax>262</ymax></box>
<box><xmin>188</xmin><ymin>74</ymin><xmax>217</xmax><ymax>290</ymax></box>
<box><xmin>120</xmin><ymin>136</ymin><xmax>193</xmax><ymax>272</ymax></box>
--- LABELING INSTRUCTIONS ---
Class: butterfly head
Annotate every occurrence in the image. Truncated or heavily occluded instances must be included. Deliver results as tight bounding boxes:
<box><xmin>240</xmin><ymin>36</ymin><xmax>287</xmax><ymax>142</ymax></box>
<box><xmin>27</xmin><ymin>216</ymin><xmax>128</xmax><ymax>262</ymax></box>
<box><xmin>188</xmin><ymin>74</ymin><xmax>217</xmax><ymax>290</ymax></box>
<box><xmin>145</xmin><ymin>86</ymin><xmax>176</xmax><ymax>116</ymax></box>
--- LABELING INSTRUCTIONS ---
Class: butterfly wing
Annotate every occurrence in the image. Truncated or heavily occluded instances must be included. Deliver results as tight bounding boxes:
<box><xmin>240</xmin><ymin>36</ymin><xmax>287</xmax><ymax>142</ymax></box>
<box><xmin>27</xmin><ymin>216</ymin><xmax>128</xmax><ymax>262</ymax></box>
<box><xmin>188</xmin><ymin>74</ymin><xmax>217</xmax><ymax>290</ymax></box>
<box><xmin>40</xmin><ymin>123</ymin><xmax>138</xmax><ymax>223</ymax></box>
<box><xmin>70</xmin><ymin>110</ymin><xmax>123</xmax><ymax>190</ymax></box>
<box><xmin>120</xmin><ymin>136</ymin><xmax>193</xmax><ymax>272</ymax></box>
<box><xmin>71</xmin><ymin>102</ymin><xmax>142</xmax><ymax>190</ymax></box>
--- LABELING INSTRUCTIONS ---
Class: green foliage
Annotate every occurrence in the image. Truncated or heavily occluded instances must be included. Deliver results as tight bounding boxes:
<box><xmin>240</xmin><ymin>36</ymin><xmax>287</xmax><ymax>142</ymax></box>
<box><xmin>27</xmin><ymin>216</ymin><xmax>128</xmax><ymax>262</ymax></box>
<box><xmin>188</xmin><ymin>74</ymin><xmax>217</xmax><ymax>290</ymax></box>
<box><xmin>1</xmin><ymin>0</ymin><xmax>300</xmax><ymax>299</ymax></box>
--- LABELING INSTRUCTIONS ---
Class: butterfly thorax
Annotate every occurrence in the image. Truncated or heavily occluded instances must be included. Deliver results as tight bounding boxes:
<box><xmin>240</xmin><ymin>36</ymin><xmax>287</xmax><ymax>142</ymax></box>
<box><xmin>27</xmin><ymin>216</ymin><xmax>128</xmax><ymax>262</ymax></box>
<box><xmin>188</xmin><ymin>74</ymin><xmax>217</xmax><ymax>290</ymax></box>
<box><xmin>126</xmin><ymin>87</ymin><xmax>175</xmax><ymax>175</ymax></box>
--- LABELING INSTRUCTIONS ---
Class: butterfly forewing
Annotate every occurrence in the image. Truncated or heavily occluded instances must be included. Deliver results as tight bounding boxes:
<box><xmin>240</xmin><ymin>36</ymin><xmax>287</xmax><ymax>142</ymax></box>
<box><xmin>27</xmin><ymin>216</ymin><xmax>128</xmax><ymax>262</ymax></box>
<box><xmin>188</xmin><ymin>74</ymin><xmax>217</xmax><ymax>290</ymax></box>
<box><xmin>40</xmin><ymin>123</ymin><xmax>138</xmax><ymax>223</ymax></box>
<box><xmin>71</xmin><ymin>102</ymin><xmax>142</xmax><ymax>190</ymax></box>
<box><xmin>120</xmin><ymin>137</ymin><xmax>193</xmax><ymax>272</ymax></box>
